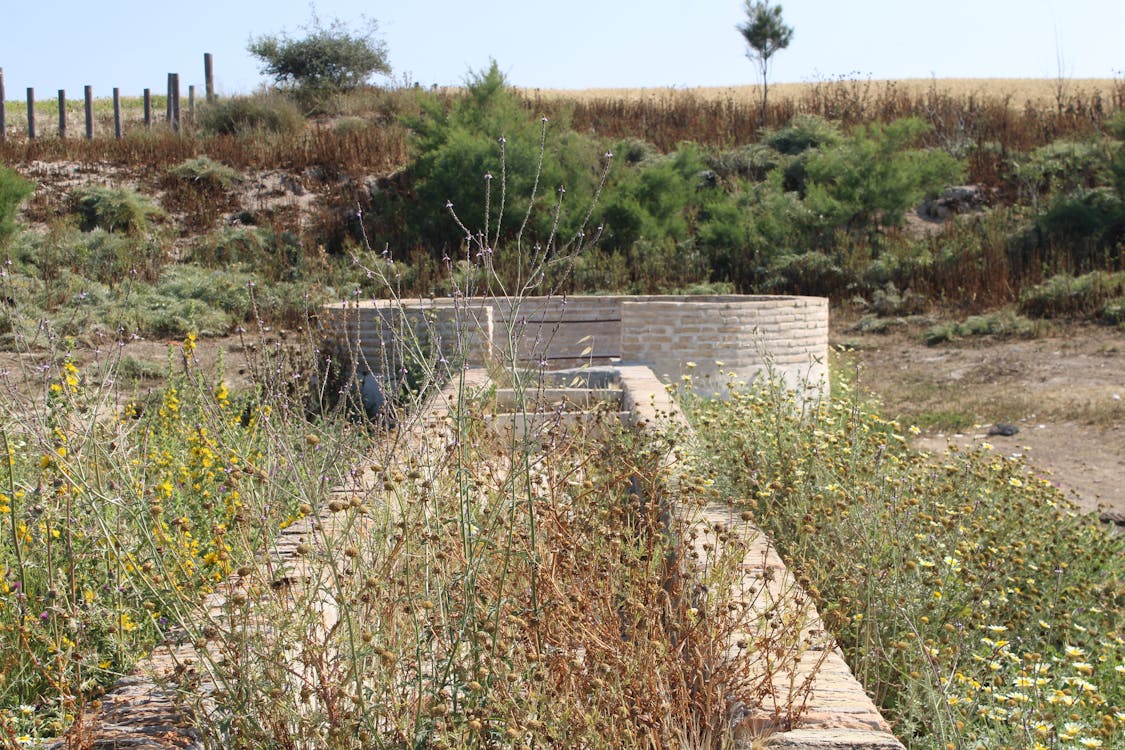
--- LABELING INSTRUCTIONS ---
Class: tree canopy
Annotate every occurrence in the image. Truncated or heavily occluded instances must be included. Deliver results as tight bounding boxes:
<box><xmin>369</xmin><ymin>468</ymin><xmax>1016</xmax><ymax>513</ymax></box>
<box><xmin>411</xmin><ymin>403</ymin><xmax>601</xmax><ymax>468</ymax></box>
<box><xmin>248</xmin><ymin>14</ymin><xmax>390</xmax><ymax>93</ymax></box>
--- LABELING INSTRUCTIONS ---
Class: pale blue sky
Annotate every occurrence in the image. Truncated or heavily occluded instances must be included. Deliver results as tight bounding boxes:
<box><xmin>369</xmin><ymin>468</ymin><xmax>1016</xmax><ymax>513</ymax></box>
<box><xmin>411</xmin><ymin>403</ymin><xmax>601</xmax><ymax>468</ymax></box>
<box><xmin>1</xmin><ymin>0</ymin><xmax>1120</xmax><ymax>99</ymax></box>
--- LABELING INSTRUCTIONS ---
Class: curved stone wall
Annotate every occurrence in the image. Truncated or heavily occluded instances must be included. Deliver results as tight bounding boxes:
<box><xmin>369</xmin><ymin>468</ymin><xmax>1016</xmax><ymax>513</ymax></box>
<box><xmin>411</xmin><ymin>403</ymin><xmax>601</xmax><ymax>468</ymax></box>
<box><xmin>321</xmin><ymin>294</ymin><xmax>828</xmax><ymax>399</ymax></box>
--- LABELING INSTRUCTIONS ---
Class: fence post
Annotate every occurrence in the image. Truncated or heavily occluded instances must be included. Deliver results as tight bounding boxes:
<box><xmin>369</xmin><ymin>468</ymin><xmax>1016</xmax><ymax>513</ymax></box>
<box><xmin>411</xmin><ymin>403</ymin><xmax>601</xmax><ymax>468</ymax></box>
<box><xmin>0</xmin><ymin>68</ymin><xmax>5</xmax><ymax>142</ymax></box>
<box><xmin>58</xmin><ymin>89</ymin><xmax>66</xmax><ymax>139</ymax></box>
<box><xmin>166</xmin><ymin>73</ymin><xmax>173</xmax><ymax>125</ymax></box>
<box><xmin>113</xmin><ymin>88</ymin><xmax>122</xmax><ymax>139</ymax></box>
<box><xmin>171</xmin><ymin>73</ymin><xmax>181</xmax><ymax>133</ymax></box>
<box><xmin>188</xmin><ymin>84</ymin><xmax>195</xmax><ymax>129</ymax></box>
<box><xmin>84</xmin><ymin>85</ymin><xmax>94</xmax><ymax>139</ymax></box>
<box><xmin>144</xmin><ymin>88</ymin><xmax>151</xmax><ymax>128</ymax></box>
<box><xmin>204</xmin><ymin>52</ymin><xmax>214</xmax><ymax>102</ymax></box>
<box><xmin>26</xmin><ymin>88</ymin><xmax>35</xmax><ymax>140</ymax></box>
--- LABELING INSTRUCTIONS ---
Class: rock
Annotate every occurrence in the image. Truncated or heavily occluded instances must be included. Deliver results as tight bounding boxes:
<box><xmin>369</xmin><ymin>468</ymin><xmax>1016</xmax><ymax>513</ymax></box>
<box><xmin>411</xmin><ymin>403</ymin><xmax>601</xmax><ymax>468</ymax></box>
<box><xmin>1098</xmin><ymin>510</ymin><xmax>1125</xmax><ymax>527</ymax></box>
<box><xmin>987</xmin><ymin>423</ymin><xmax>1019</xmax><ymax>436</ymax></box>
<box><xmin>916</xmin><ymin>185</ymin><xmax>994</xmax><ymax>221</ymax></box>
<box><xmin>359</xmin><ymin>371</ymin><xmax>387</xmax><ymax>418</ymax></box>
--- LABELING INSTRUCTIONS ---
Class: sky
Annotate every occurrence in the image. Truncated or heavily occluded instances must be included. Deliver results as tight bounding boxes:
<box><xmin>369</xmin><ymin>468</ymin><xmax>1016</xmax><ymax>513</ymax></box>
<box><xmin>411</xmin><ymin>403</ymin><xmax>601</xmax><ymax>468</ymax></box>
<box><xmin>1</xmin><ymin>0</ymin><xmax>1121</xmax><ymax>100</ymax></box>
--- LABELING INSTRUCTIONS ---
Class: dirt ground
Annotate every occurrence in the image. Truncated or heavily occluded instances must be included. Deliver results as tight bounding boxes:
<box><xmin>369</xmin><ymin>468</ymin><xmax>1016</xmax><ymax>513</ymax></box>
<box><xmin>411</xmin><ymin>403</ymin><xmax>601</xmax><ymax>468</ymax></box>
<box><xmin>833</xmin><ymin>316</ymin><xmax>1124</xmax><ymax>521</ymax></box>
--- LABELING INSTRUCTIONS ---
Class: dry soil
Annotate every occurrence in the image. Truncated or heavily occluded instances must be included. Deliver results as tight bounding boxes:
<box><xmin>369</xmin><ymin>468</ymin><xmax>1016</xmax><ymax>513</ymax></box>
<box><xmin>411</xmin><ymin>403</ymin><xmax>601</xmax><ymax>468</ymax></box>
<box><xmin>834</xmin><ymin>316</ymin><xmax>1124</xmax><ymax>520</ymax></box>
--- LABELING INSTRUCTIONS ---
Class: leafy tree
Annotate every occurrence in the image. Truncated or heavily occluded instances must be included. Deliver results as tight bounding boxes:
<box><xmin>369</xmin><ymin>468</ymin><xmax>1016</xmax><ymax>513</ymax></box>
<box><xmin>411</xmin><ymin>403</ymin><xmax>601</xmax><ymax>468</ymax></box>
<box><xmin>248</xmin><ymin>13</ymin><xmax>390</xmax><ymax>94</ymax></box>
<box><xmin>737</xmin><ymin>1</ymin><xmax>794</xmax><ymax>124</ymax></box>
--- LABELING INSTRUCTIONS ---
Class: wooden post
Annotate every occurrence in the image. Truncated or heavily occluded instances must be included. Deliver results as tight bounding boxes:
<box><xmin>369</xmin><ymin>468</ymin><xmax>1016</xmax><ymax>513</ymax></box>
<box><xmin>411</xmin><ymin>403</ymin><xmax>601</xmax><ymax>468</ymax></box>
<box><xmin>58</xmin><ymin>89</ymin><xmax>66</xmax><ymax>139</ymax></box>
<box><xmin>204</xmin><ymin>52</ymin><xmax>214</xmax><ymax>102</ymax></box>
<box><xmin>143</xmin><ymin>88</ymin><xmax>151</xmax><ymax>128</ymax></box>
<box><xmin>188</xmin><ymin>84</ymin><xmax>195</xmax><ymax>129</ymax></box>
<box><xmin>26</xmin><ymin>88</ymin><xmax>35</xmax><ymax>140</ymax></box>
<box><xmin>0</xmin><ymin>68</ymin><xmax>6</xmax><ymax>142</ymax></box>
<box><xmin>113</xmin><ymin>88</ymin><xmax>122</xmax><ymax>139</ymax></box>
<box><xmin>84</xmin><ymin>85</ymin><xmax>94</xmax><ymax>139</ymax></box>
<box><xmin>166</xmin><ymin>73</ymin><xmax>173</xmax><ymax>125</ymax></box>
<box><xmin>171</xmin><ymin>73</ymin><xmax>181</xmax><ymax>133</ymax></box>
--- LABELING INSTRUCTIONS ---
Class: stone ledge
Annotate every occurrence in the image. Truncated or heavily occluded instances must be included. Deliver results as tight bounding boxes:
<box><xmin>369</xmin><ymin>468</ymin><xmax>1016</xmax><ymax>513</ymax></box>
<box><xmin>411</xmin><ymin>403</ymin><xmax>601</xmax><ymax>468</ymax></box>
<box><xmin>617</xmin><ymin>367</ymin><xmax>903</xmax><ymax>750</ymax></box>
<box><xmin>760</xmin><ymin>728</ymin><xmax>906</xmax><ymax>749</ymax></box>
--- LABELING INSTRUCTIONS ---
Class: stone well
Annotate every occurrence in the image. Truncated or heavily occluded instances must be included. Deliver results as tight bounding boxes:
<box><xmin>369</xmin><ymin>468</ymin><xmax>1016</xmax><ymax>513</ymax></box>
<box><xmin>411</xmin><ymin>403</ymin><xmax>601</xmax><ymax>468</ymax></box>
<box><xmin>320</xmin><ymin>294</ymin><xmax>829</xmax><ymax>399</ymax></box>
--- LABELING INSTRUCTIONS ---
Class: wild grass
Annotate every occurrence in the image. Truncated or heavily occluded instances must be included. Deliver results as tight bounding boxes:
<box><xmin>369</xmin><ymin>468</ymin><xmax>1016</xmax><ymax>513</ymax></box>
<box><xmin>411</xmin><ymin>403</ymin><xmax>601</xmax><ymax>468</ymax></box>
<box><xmin>0</xmin><ymin>326</ymin><xmax>330</xmax><ymax>740</ymax></box>
<box><xmin>683</xmin><ymin>371</ymin><xmax>1124</xmax><ymax>750</ymax></box>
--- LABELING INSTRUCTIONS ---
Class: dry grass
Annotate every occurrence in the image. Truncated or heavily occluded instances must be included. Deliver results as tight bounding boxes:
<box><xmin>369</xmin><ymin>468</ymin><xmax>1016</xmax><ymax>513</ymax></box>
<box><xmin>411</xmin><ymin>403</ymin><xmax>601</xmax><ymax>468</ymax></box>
<box><xmin>524</xmin><ymin>77</ymin><xmax>1122</xmax><ymax>108</ymax></box>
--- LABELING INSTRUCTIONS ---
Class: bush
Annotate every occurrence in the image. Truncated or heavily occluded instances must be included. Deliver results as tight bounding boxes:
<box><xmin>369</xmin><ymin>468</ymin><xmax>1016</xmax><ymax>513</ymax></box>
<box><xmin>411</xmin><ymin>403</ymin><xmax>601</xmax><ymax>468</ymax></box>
<box><xmin>615</xmin><ymin>137</ymin><xmax>660</xmax><ymax>165</ymax></box>
<box><xmin>804</xmin><ymin>117</ymin><xmax>964</xmax><ymax>234</ymax></box>
<box><xmin>1036</xmin><ymin>187</ymin><xmax>1124</xmax><ymax>257</ymax></box>
<box><xmin>763</xmin><ymin>251</ymin><xmax>849</xmax><ymax>296</ymax></box>
<box><xmin>0</xmin><ymin>165</ymin><xmax>33</xmax><ymax>247</ymax></box>
<box><xmin>167</xmin><ymin>156</ymin><xmax>243</xmax><ymax>192</ymax></box>
<box><xmin>707</xmin><ymin>143</ymin><xmax>778</xmax><ymax>181</ymax></box>
<box><xmin>386</xmin><ymin>62</ymin><xmax>602</xmax><ymax>258</ymax></box>
<box><xmin>197</xmin><ymin>94</ymin><xmax>305</xmax><ymax>136</ymax></box>
<box><xmin>69</xmin><ymin>186</ymin><xmax>163</xmax><ymax>235</ymax></box>
<box><xmin>866</xmin><ymin>282</ymin><xmax>927</xmax><ymax>316</ymax></box>
<box><xmin>188</xmin><ymin>227</ymin><xmax>270</xmax><ymax>267</ymax></box>
<box><xmin>1016</xmin><ymin>139</ymin><xmax>1115</xmax><ymax>198</ymax></box>
<box><xmin>1018</xmin><ymin>271</ymin><xmax>1125</xmax><ymax>319</ymax></box>
<box><xmin>762</xmin><ymin>114</ymin><xmax>842</xmax><ymax>155</ymax></box>
<box><xmin>699</xmin><ymin>172</ymin><xmax>807</xmax><ymax>288</ymax></box>
<box><xmin>923</xmin><ymin>310</ymin><xmax>1037</xmax><ymax>344</ymax></box>
<box><xmin>597</xmin><ymin>145</ymin><xmax>710</xmax><ymax>252</ymax></box>
<box><xmin>78</xmin><ymin>228</ymin><xmax>168</xmax><ymax>284</ymax></box>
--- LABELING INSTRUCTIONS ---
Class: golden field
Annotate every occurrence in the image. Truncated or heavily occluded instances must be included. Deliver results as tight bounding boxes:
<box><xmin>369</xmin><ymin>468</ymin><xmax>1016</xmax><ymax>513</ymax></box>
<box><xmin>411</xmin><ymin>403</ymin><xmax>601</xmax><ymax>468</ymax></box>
<box><xmin>523</xmin><ymin>77</ymin><xmax>1121</xmax><ymax>108</ymax></box>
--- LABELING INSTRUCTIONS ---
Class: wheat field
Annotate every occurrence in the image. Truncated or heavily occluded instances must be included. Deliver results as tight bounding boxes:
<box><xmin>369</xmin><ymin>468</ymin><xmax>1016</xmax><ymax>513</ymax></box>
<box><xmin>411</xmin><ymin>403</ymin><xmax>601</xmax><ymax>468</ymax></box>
<box><xmin>523</xmin><ymin>77</ymin><xmax>1121</xmax><ymax>108</ymax></box>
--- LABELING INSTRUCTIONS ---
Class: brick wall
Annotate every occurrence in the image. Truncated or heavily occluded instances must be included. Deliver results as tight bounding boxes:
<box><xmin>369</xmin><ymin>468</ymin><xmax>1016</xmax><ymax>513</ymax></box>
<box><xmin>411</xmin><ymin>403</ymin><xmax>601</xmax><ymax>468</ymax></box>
<box><xmin>620</xmin><ymin>296</ymin><xmax>828</xmax><ymax>398</ymax></box>
<box><xmin>321</xmin><ymin>294</ymin><xmax>829</xmax><ymax>399</ymax></box>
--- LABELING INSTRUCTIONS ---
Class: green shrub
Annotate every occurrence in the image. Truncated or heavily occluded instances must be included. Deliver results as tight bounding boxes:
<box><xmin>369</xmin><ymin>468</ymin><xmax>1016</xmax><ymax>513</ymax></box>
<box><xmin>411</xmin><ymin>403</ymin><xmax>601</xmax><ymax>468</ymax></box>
<box><xmin>1100</xmin><ymin>298</ymin><xmax>1125</xmax><ymax>326</ymax></box>
<box><xmin>867</xmin><ymin>282</ymin><xmax>927</xmax><ymax>316</ymax></box>
<box><xmin>615</xmin><ymin>137</ymin><xmax>660</xmax><ymax>165</ymax></box>
<box><xmin>188</xmin><ymin>227</ymin><xmax>270</xmax><ymax>267</ymax></box>
<box><xmin>598</xmin><ymin>145</ymin><xmax>710</xmax><ymax>252</ymax></box>
<box><xmin>707</xmin><ymin>143</ymin><xmax>778</xmax><ymax>181</ymax></box>
<box><xmin>595</xmin><ymin>142</ymin><xmax>749</xmax><ymax>271</ymax></box>
<box><xmin>391</xmin><ymin>62</ymin><xmax>602</xmax><ymax>257</ymax></box>
<box><xmin>70</xmin><ymin>186</ymin><xmax>163</xmax><ymax>234</ymax></box>
<box><xmin>803</xmin><ymin>117</ymin><xmax>964</xmax><ymax>233</ymax></box>
<box><xmin>923</xmin><ymin>310</ymin><xmax>1037</xmax><ymax>344</ymax></box>
<box><xmin>763</xmin><ymin>251</ymin><xmax>849</xmax><ymax>296</ymax></box>
<box><xmin>762</xmin><ymin>114</ymin><xmax>842</xmax><ymax>155</ymax></box>
<box><xmin>1018</xmin><ymin>271</ymin><xmax>1125</xmax><ymax>319</ymax></box>
<box><xmin>82</xmin><ymin>228</ymin><xmax>168</xmax><ymax>283</ymax></box>
<box><xmin>1036</xmin><ymin>187</ymin><xmax>1124</xmax><ymax>255</ymax></box>
<box><xmin>0</xmin><ymin>165</ymin><xmax>33</xmax><ymax>247</ymax></box>
<box><xmin>1016</xmin><ymin>139</ymin><xmax>1115</xmax><ymax>198</ymax></box>
<box><xmin>197</xmin><ymin>94</ymin><xmax>305</xmax><ymax>136</ymax></box>
<box><xmin>155</xmin><ymin>264</ymin><xmax>259</xmax><ymax>320</ymax></box>
<box><xmin>167</xmin><ymin>156</ymin><xmax>243</xmax><ymax>192</ymax></box>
